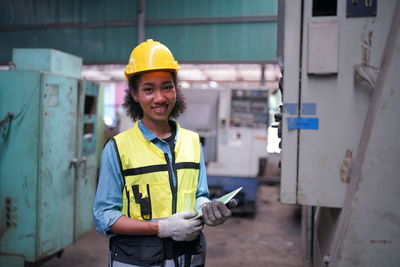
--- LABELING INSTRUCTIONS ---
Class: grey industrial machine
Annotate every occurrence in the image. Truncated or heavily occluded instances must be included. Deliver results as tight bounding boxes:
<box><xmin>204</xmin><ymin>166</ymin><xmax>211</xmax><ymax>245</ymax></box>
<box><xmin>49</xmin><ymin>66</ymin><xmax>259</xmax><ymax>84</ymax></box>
<box><xmin>177</xmin><ymin>89</ymin><xmax>219</xmax><ymax>163</ymax></box>
<box><xmin>179</xmin><ymin>88</ymin><xmax>269</xmax><ymax>215</ymax></box>
<box><xmin>277</xmin><ymin>0</ymin><xmax>400</xmax><ymax>266</ymax></box>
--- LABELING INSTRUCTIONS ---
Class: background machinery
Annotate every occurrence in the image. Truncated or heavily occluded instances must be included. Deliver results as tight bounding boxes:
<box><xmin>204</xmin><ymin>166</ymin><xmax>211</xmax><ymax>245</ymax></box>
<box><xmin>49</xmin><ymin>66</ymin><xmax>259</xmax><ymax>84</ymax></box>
<box><xmin>277</xmin><ymin>1</ymin><xmax>400</xmax><ymax>266</ymax></box>
<box><xmin>179</xmin><ymin>88</ymin><xmax>269</xmax><ymax>216</ymax></box>
<box><xmin>0</xmin><ymin>49</ymin><xmax>100</xmax><ymax>266</ymax></box>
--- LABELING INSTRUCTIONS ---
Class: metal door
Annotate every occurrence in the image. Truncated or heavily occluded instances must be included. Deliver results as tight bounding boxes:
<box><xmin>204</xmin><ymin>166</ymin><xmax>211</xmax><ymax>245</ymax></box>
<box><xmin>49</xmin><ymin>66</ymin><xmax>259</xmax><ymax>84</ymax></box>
<box><xmin>37</xmin><ymin>73</ymin><xmax>78</xmax><ymax>258</ymax></box>
<box><xmin>74</xmin><ymin>81</ymin><xmax>99</xmax><ymax>240</ymax></box>
<box><xmin>0</xmin><ymin>71</ymin><xmax>42</xmax><ymax>263</ymax></box>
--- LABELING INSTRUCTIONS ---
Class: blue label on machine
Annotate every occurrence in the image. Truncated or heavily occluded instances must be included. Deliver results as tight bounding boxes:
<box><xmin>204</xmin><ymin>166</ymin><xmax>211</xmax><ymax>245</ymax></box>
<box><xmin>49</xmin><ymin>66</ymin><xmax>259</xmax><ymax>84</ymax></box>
<box><xmin>284</xmin><ymin>103</ymin><xmax>318</xmax><ymax>116</ymax></box>
<box><xmin>287</xmin><ymin>117</ymin><xmax>319</xmax><ymax>130</ymax></box>
<box><xmin>301</xmin><ymin>103</ymin><xmax>317</xmax><ymax>115</ymax></box>
<box><xmin>283</xmin><ymin>103</ymin><xmax>298</xmax><ymax>115</ymax></box>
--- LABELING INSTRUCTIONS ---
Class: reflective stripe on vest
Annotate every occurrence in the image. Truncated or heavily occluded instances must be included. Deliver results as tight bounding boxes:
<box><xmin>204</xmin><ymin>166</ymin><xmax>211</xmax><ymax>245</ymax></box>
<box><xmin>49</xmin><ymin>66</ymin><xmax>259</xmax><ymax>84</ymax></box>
<box><xmin>113</xmin><ymin>121</ymin><xmax>201</xmax><ymax>220</ymax></box>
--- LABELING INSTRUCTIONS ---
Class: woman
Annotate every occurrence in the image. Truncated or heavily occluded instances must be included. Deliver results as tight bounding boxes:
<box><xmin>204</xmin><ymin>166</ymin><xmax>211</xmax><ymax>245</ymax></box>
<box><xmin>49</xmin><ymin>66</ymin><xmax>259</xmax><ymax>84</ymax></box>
<box><xmin>93</xmin><ymin>39</ymin><xmax>236</xmax><ymax>267</ymax></box>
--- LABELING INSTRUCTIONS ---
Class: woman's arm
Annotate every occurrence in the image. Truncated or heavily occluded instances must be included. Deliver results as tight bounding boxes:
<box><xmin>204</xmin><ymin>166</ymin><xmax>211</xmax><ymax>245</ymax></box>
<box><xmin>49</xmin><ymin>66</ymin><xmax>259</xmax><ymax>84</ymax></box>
<box><xmin>195</xmin><ymin>145</ymin><xmax>210</xmax><ymax>209</ymax></box>
<box><xmin>92</xmin><ymin>141</ymin><xmax>129</xmax><ymax>236</ymax></box>
<box><xmin>110</xmin><ymin>216</ymin><xmax>159</xmax><ymax>235</ymax></box>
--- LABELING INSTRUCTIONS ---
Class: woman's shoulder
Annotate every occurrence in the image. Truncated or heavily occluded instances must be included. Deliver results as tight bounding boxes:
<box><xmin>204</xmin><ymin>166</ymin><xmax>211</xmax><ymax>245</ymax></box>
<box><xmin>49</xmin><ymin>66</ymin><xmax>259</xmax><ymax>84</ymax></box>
<box><xmin>174</xmin><ymin>121</ymin><xmax>198</xmax><ymax>137</ymax></box>
<box><xmin>177</xmin><ymin>127</ymin><xmax>200</xmax><ymax>145</ymax></box>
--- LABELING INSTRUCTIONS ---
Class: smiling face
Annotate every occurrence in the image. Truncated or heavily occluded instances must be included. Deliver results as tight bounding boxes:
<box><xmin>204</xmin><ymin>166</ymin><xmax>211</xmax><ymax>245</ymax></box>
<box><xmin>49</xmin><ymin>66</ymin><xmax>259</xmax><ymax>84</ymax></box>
<box><xmin>131</xmin><ymin>71</ymin><xmax>177</xmax><ymax>127</ymax></box>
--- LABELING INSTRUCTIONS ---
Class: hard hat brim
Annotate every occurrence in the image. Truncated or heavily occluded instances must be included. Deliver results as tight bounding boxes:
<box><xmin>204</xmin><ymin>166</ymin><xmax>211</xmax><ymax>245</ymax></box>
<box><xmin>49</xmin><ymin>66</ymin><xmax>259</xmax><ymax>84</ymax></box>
<box><xmin>124</xmin><ymin>67</ymin><xmax>180</xmax><ymax>81</ymax></box>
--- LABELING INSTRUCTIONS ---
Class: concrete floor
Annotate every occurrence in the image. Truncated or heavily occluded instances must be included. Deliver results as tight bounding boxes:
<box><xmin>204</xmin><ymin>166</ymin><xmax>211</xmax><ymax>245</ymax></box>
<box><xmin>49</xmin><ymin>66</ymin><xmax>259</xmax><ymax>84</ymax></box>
<box><xmin>204</xmin><ymin>185</ymin><xmax>303</xmax><ymax>267</ymax></box>
<box><xmin>43</xmin><ymin>184</ymin><xmax>303</xmax><ymax>267</ymax></box>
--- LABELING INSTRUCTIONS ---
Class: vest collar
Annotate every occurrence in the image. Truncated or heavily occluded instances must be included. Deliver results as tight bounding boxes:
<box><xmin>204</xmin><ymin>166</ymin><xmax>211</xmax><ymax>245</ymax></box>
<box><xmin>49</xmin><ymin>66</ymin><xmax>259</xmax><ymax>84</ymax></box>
<box><xmin>137</xmin><ymin>120</ymin><xmax>180</xmax><ymax>143</ymax></box>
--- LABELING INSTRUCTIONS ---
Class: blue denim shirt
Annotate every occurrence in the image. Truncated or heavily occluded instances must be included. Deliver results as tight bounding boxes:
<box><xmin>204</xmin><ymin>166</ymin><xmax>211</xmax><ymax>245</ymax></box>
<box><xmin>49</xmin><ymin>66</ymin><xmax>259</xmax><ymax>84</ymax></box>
<box><xmin>92</xmin><ymin>120</ymin><xmax>210</xmax><ymax>237</ymax></box>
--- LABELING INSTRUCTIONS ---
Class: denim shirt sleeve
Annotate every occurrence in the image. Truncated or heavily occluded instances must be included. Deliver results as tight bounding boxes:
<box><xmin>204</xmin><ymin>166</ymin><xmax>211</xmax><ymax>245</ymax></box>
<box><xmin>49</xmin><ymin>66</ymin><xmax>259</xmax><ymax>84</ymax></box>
<box><xmin>92</xmin><ymin>141</ymin><xmax>125</xmax><ymax>237</ymax></box>
<box><xmin>196</xmin><ymin>145</ymin><xmax>210</xmax><ymax>209</ymax></box>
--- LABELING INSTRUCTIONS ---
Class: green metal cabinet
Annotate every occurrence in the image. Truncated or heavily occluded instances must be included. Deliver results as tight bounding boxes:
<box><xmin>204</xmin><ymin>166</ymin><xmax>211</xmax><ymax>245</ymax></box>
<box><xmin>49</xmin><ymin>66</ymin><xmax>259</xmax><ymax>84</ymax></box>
<box><xmin>0</xmin><ymin>49</ymin><xmax>99</xmax><ymax>266</ymax></box>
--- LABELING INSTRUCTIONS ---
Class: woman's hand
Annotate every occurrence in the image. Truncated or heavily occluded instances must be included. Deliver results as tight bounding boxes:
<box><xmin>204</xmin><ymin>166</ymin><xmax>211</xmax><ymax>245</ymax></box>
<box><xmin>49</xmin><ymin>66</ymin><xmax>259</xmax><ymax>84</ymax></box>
<box><xmin>202</xmin><ymin>199</ymin><xmax>238</xmax><ymax>226</ymax></box>
<box><xmin>158</xmin><ymin>211</ymin><xmax>204</xmax><ymax>241</ymax></box>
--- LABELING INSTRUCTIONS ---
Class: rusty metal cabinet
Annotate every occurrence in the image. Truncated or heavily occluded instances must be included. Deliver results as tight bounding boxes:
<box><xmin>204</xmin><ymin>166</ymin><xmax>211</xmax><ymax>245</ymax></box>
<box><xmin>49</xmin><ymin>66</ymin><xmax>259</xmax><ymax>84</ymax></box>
<box><xmin>0</xmin><ymin>49</ymin><xmax>99</xmax><ymax>266</ymax></box>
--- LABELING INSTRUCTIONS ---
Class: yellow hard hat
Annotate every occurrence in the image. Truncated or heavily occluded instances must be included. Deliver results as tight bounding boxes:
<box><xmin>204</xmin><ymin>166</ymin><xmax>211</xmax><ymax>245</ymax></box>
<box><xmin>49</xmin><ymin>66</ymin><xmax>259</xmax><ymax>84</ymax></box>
<box><xmin>124</xmin><ymin>39</ymin><xmax>180</xmax><ymax>80</ymax></box>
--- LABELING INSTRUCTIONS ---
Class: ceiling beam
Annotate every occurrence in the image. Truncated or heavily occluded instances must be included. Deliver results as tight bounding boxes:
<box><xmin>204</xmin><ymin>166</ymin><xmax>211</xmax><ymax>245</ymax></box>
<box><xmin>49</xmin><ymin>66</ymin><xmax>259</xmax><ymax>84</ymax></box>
<box><xmin>0</xmin><ymin>15</ymin><xmax>277</xmax><ymax>31</ymax></box>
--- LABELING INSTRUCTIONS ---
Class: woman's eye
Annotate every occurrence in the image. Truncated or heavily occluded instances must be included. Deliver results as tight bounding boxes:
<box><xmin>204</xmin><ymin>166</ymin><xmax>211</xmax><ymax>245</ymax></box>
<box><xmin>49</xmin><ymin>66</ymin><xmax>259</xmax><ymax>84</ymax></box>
<box><xmin>164</xmin><ymin>85</ymin><xmax>174</xmax><ymax>91</ymax></box>
<box><xmin>143</xmin><ymin>87</ymin><xmax>153</xmax><ymax>93</ymax></box>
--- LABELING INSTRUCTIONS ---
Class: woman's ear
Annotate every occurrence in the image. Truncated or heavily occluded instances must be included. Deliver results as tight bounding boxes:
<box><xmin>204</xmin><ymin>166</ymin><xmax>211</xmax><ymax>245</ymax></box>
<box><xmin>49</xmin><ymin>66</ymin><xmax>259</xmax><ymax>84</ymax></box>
<box><xmin>130</xmin><ymin>90</ymin><xmax>138</xmax><ymax>102</ymax></box>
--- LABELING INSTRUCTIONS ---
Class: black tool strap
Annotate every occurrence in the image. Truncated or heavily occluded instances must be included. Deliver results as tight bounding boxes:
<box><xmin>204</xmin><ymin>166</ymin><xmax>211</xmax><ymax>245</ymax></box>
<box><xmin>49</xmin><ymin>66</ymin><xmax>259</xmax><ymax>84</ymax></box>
<box><xmin>131</xmin><ymin>184</ymin><xmax>152</xmax><ymax>221</ymax></box>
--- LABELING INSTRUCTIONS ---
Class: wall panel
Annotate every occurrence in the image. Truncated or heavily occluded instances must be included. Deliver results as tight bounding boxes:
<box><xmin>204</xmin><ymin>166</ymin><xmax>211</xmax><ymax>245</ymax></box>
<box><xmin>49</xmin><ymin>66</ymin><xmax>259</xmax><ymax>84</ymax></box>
<box><xmin>0</xmin><ymin>0</ymin><xmax>277</xmax><ymax>64</ymax></box>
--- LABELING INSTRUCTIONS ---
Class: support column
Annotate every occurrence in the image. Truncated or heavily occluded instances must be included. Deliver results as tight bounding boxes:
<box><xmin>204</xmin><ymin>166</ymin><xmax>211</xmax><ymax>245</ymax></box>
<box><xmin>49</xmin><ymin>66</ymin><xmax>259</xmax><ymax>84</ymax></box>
<box><xmin>137</xmin><ymin>0</ymin><xmax>146</xmax><ymax>44</ymax></box>
<box><xmin>260</xmin><ymin>64</ymin><xmax>266</xmax><ymax>87</ymax></box>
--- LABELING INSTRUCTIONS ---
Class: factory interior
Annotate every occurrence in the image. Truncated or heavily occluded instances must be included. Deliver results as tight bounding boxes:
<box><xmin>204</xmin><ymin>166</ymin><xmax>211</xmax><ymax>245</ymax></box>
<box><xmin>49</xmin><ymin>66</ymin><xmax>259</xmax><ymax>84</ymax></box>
<box><xmin>1</xmin><ymin>0</ymin><xmax>399</xmax><ymax>266</ymax></box>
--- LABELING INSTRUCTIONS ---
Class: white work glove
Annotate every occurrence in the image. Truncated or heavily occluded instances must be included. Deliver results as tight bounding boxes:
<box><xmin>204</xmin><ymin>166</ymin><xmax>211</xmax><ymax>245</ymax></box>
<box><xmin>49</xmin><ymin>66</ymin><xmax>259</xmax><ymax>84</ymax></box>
<box><xmin>202</xmin><ymin>199</ymin><xmax>238</xmax><ymax>226</ymax></box>
<box><xmin>158</xmin><ymin>211</ymin><xmax>204</xmax><ymax>241</ymax></box>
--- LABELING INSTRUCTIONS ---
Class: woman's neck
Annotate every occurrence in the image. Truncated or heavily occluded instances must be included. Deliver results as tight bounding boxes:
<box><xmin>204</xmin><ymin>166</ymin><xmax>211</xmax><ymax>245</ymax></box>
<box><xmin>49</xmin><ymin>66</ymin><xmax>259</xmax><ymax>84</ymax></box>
<box><xmin>142</xmin><ymin>118</ymin><xmax>172</xmax><ymax>139</ymax></box>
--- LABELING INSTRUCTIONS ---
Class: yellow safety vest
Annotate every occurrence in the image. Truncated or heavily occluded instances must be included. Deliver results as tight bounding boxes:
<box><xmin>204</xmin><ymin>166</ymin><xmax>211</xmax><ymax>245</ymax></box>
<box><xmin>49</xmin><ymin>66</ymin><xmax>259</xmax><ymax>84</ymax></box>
<box><xmin>113</xmin><ymin>121</ymin><xmax>201</xmax><ymax>221</ymax></box>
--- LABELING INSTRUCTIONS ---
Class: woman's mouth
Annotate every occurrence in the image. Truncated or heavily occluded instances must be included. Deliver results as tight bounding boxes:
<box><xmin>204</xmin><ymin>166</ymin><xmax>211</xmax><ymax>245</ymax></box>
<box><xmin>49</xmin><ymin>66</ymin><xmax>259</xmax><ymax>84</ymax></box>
<box><xmin>152</xmin><ymin>104</ymin><xmax>169</xmax><ymax>114</ymax></box>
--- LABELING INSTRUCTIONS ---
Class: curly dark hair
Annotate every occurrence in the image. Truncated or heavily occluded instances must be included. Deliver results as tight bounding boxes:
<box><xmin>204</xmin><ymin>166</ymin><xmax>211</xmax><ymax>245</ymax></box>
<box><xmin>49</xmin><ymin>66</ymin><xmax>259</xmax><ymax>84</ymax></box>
<box><xmin>123</xmin><ymin>71</ymin><xmax>186</xmax><ymax>121</ymax></box>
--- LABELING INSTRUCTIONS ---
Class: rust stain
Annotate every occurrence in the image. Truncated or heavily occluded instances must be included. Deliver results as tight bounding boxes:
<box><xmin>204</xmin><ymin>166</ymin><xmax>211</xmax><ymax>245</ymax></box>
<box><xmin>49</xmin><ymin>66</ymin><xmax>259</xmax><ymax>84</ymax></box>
<box><xmin>320</xmin><ymin>156</ymin><xmax>328</xmax><ymax>167</ymax></box>
<box><xmin>370</xmin><ymin>240</ymin><xmax>392</xmax><ymax>244</ymax></box>
<box><xmin>254</xmin><ymin>136</ymin><xmax>268</xmax><ymax>141</ymax></box>
<box><xmin>361</xmin><ymin>29</ymin><xmax>373</xmax><ymax>66</ymax></box>
<box><xmin>340</xmin><ymin>149</ymin><xmax>353</xmax><ymax>183</ymax></box>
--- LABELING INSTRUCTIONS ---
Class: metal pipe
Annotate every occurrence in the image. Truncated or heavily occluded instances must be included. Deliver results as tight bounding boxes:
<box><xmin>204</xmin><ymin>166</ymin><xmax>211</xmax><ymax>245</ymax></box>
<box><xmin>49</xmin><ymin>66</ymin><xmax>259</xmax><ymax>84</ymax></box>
<box><xmin>260</xmin><ymin>64</ymin><xmax>266</xmax><ymax>87</ymax></box>
<box><xmin>0</xmin><ymin>16</ymin><xmax>277</xmax><ymax>32</ymax></box>
<box><xmin>146</xmin><ymin>16</ymin><xmax>277</xmax><ymax>25</ymax></box>
<box><xmin>137</xmin><ymin>0</ymin><xmax>146</xmax><ymax>44</ymax></box>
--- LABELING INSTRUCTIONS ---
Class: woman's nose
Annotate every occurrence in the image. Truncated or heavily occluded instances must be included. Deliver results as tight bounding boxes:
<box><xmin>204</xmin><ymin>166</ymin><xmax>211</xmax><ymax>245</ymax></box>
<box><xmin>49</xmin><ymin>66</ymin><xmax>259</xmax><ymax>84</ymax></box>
<box><xmin>153</xmin><ymin>89</ymin><xmax>166</xmax><ymax>102</ymax></box>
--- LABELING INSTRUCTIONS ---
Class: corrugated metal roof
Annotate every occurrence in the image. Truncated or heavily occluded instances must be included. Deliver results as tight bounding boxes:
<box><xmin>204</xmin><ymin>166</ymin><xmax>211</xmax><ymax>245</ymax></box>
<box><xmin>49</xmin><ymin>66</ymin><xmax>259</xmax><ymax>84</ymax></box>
<box><xmin>0</xmin><ymin>0</ymin><xmax>136</xmax><ymax>25</ymax></box>
<box><xmin>147</xmin><ymin>22</ymin><xmax>277</xmax><ymax>63</ymax></box>
<box><xmin>146</xmin><ymin>0</ymin><xmax>277</xmax><ymax>19</ymax></box>
<box><xmin>0</xmin><ymin>0</ymin><xmax>277</xmax><ymax>64</ymax></box>
<box><xmin>1</xmin><ymin>27</ymin><xmax>136</xmax><ymax>64</ymax></box>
